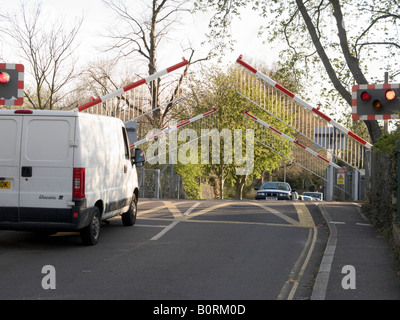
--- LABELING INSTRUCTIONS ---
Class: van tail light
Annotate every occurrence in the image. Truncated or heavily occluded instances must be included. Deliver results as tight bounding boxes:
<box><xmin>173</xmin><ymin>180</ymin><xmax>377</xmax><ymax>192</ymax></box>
<box><xmin>73</xmin><ymin>168</ymin><xmax>85</xmax><ymax>199</ymax></box>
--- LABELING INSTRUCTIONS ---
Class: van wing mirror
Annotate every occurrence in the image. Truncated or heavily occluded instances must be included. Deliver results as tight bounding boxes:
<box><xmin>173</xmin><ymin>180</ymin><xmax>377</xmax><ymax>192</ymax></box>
<box><xmin>133</xmin><ymin>148</ymin><xmax>146</xmax><ymax>167</ymax></box>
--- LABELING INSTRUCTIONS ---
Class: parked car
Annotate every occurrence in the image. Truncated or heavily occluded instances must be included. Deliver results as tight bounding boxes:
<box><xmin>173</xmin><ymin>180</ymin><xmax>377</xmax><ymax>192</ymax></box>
<box><xmin>299</xmin><ymin>195</ymin><xmax>315</xmax><ymax>201</ymax></box>
<box><xmin>302</xmin><ymin>192</ymin><xmax>323</xmax><ymax>201</ymax></box>
<box><xmin>254</xmin><ymin>182</ymin><xmax>294</xmax><ymax>200</ymax></box>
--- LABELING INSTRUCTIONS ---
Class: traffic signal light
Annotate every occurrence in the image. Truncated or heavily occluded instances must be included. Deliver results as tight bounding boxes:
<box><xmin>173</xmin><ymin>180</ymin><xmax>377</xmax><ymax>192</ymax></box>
<box><xmin>0</xmin><ymin>63</ymin><xmax>24</xmax><ymax>106</ymax></box>
<box><xmin>352</xmin><ymin>84</ymin><xmax>400</xmax><ymax>120</ymax></box>
<box><xmin>0</xmin><ymin>72</ymin><xmax>10</xmax><ymax>84</ymax></box>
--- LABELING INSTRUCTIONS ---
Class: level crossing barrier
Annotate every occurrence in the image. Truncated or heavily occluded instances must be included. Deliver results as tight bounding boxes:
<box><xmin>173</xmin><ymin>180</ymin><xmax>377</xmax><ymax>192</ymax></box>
<box><xmin>235</xmin><ymin>55</ymin><xmax>370</xmax><ymax>172</ymax></box>
<box><xmin>74</xmin><ymin>58</ymin><xmax>188</xmax><ymax>113</ymax></box>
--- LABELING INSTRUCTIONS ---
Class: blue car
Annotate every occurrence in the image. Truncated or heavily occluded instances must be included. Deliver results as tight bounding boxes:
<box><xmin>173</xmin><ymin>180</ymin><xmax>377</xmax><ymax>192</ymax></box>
<box><xmin>255</xmin><ymin>182</ymin><xmax>294</xmax><ymax>200</ymax></box>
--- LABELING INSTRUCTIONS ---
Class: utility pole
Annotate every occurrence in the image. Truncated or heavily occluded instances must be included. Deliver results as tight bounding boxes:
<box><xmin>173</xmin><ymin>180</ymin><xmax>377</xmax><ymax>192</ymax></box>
<box><xmin>384</xmin><ymin>71</ymin><xmax>389</xmax><ymax>134</ymax></box>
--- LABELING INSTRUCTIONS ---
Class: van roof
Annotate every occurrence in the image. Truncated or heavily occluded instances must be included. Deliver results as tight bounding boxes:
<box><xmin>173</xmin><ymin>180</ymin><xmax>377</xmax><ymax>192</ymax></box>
<box><xmin>0</xmin><ymin>109</ymin><xmax>78</xmax><ymax>117</ymax></box>
<box><xmin>0</xmin><ymin>110</ymin><xmax>125</xmax><ymax>126</ymax></box>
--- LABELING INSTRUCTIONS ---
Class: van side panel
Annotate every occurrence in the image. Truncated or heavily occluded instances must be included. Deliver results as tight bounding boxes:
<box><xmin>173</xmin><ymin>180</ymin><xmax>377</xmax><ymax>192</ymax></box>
<box><xmin>0</xmin><ymin>116</ymin><xmax>22</xmax><ymax>222</ymax></box>
<box><xmin>75</xmin><ymin>114</ymin><xmax>132</xmax><ymax>217</ymax></box>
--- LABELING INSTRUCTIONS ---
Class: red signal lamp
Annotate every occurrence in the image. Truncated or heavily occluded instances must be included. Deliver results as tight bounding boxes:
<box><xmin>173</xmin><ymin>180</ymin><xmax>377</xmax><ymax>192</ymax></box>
<box><xmin>0</xmin><ymin>72</ymin><xmax>10</xmax><ymax>84</ymax></box>
<box><xmin>360</xmin><ymin>91</ymin><xmax>371</xmax><ymax>101</ymax></box>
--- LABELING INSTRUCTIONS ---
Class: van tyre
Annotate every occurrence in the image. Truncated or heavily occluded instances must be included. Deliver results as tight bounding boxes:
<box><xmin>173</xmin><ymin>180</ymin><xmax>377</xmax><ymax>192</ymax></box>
<box><xmin>122</xmin><ymin>194</ymin><xmax>137</xmax><ymax>226</ymax></box>
<box><xmin>80</xmin><ymin>207</ymin><xmax>101</xmax><ymax>246</ymax></box>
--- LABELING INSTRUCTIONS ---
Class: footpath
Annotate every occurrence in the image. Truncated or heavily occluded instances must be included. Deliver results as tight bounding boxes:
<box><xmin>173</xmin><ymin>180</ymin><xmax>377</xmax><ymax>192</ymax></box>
<box><xmin>312</xmin><ymin>202</ymin><xmax>400</xmax><ymax>300</ymax></box>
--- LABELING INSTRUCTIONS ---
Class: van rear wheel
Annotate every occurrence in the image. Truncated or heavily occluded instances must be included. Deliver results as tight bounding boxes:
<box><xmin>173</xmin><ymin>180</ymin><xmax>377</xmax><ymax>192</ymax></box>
<box><xmin>122</xmin><ymin>194</ymin><xmax>137</xmax><ymax>226</ymax></box>
<box><xmin>80</xmin><ymin>207</ymin><xmax>101</xmax><ymax>245</ymax></box>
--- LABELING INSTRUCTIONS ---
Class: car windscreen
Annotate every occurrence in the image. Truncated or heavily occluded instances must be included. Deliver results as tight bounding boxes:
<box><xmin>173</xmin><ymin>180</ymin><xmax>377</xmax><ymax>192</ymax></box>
<box><xmin>304</xmin><ymin>192</ymin><xmax>321</xmax><ymax>199</ymax></box>
<box><xmin>260</xmin><ymin>182</ymin><xmax>290</xmax><ymax>191</ymax></box>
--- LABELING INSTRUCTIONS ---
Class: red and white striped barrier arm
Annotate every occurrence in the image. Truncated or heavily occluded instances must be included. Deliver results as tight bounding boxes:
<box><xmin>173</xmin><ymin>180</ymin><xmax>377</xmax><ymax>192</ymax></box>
<box><xmin>236</xmin><ymin>55</ymin><xmax>372</xmax><ymax>149</ymax></box>
<box><xmin>131</xmin><ymin>107</ymin><xmax>216</xmax><ymax>148</ymax></box>
<box><xmin>244</xmin><ymin>110</ymin><xmax>341</xmax><ymax>169</ymax></box>
<box><xmin>74</xmin><ymin>58</ymin><xmax>189</xmax><ymax>113</ymax></box>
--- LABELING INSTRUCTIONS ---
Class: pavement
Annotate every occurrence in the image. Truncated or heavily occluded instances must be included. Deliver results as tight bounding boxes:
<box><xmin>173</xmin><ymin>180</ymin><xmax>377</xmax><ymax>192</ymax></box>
<box><xmin>312</xmin><ymin>202</ymin><xmax>400</xmax><ymax>300</ymax></box>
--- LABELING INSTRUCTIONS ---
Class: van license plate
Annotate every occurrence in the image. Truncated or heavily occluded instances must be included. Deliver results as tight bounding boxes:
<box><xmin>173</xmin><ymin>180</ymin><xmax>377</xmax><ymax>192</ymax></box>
<box><xmin>0</xmin><ymin>181</ymin><xmax>11</xmax><ymax>189</ymax></box>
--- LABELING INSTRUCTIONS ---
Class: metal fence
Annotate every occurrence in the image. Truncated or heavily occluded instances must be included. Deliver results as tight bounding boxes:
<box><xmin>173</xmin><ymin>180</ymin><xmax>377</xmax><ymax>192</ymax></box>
<box><xmin>138</xmin><ymin>166</ymin><xmax>186</xmax><ymax>199</ymax></box>
<box><xmin>235</xmin><ymin>66</ymin><xmax>368</xmax><ymax>172</ymax></box>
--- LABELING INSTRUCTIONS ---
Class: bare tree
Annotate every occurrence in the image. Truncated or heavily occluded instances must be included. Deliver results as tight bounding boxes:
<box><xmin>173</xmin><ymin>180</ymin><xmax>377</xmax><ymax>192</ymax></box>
<box><xmin>0</xmin><ymin>1</ymin><xmax>83</xmax><ymax>110</ymax></box>
<box><xmin>102</xmin><ymin>0</ymin><xmax>210</xmax><ymax>128</ymax></box>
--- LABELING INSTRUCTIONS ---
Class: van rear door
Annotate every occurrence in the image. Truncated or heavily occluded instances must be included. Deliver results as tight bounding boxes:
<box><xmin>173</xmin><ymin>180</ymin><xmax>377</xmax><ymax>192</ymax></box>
<box><xmin>0</xmin><ymin>115</ymin><xmax>23</xmax><ymax>222</ymax></box>
<box><xmin>18</xmin><ymin>114</ymin><xmax>76</xmax><ymax>222</ymax></box>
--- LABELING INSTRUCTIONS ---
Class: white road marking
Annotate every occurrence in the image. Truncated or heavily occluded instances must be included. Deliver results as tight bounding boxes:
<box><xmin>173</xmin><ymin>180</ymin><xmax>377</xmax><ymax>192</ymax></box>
<box><xmin>135</xmin><ymin>224</ymin><xmax>169</xmax><ymax>228</ymax></box>
<box><xmin>183</xmin><ymin>202</ymin><xmax>201</xmax><ymax>216</ymax></box>
<box><xmin>150</xmin><ymin>221</ymin><xmax>180</xmax><ymax>241</ymax></box>
<box><xmin>356</xmin><ymin>223</ymin><xmax>372</xmax><ymax>227</ymax></box>
<box><xmin>150</xmin><ymin>202</ymin><xmax>202</xmax><ymax>241</ymax></box>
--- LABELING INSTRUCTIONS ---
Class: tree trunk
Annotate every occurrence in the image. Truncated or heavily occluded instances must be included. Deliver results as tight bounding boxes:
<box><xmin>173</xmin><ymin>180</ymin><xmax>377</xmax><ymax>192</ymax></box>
<box><xmin>296</xmin><ymin>0</ymin><xmax>382</xmax><ymax>143</ymax></box>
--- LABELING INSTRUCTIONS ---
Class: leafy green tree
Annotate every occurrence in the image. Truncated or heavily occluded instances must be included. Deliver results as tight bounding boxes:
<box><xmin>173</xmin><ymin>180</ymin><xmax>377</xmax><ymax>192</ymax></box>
<box><xmin>185</xmin><ymin>63</ymin><xmax>292</xmax><ymax>199</ymax></box>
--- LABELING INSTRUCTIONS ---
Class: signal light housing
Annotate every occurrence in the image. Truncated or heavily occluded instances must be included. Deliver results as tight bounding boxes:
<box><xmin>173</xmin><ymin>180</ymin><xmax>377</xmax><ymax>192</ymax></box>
<box><xmin>0</xmin><ymin>64</ymin><xmax>24</xmax><ymax>106</ymax></box>
<box><xmin>352</xmin><ymin>84</ymin><xmax>400</xmax><ymax>120</ymax></box>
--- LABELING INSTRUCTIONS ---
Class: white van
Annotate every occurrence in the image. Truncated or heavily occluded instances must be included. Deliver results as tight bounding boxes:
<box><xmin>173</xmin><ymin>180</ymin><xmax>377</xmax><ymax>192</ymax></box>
<box><xmin>0</xmin><ymin>109</ymin><xmax>145</xmax><ymax>245</ymax></box>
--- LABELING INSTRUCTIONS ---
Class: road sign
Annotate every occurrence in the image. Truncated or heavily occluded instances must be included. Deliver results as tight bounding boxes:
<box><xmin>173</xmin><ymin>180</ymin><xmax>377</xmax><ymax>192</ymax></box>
<box><xmin>337</xmin><ymin>173</ymin><xmax>345</xmax><ymax>185</ymax></box>
<box><xmin>337</xmin><ymin>167</ymin><xmax>347</xmax><ymax>174</ymax></box>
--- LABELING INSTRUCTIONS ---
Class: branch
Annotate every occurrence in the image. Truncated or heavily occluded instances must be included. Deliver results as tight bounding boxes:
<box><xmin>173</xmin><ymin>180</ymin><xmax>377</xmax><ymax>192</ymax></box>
<box><xmin>329</xmin><ymin>0</ymin><xmax>368</xmax><ymax>85</ymax></box>
<box><xmin>358</xmin><ymin>41</ymin><xmax>400</xmax><ymax>51</ymax></box>
<box><xmin>295</xmin><ymin>0</ymin><xmax>352</xmax><ymax>104</ymax></box>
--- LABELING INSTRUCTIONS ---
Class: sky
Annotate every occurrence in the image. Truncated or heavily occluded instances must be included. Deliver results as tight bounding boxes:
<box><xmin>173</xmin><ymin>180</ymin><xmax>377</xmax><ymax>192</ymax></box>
<box><xmin>1</xmin><ymin>0</ymin><xmax>397</xmax><ymax>128</ymax></box>
<box><xmin>0</xmin><ymin>0</ymin><xmax>279</xmax><ymax>72</ymax></box>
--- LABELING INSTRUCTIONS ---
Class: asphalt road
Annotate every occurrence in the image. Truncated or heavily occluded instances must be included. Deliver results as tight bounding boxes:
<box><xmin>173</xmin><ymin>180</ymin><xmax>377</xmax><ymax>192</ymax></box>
<box><xmin>0</xmin><ymin>199</ymin><xmax>328</xmax><ymax>300</ymax></box>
